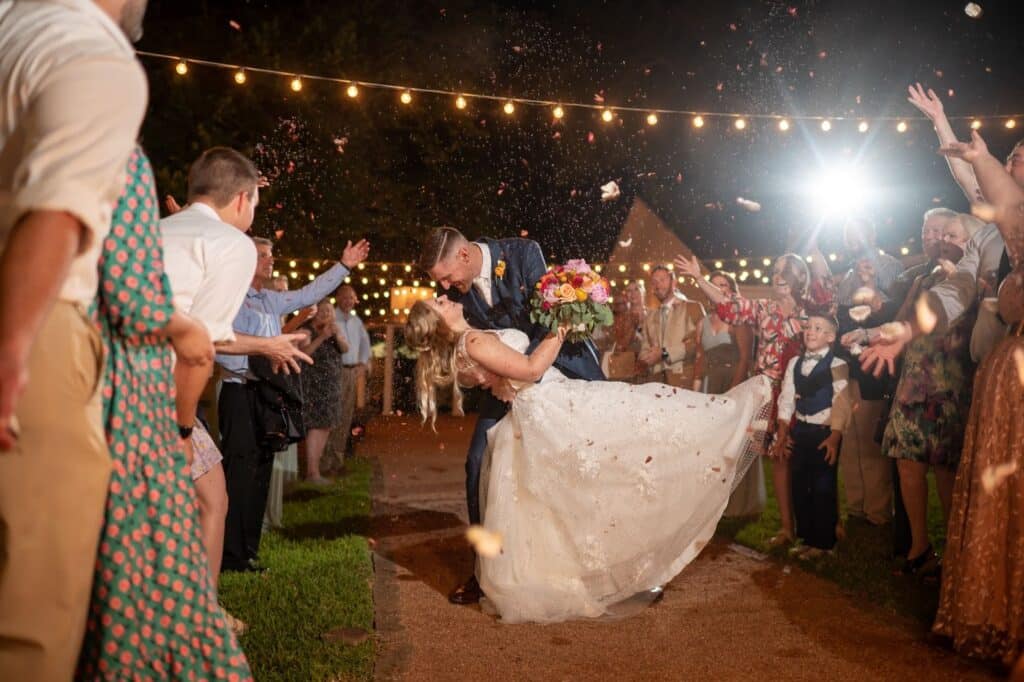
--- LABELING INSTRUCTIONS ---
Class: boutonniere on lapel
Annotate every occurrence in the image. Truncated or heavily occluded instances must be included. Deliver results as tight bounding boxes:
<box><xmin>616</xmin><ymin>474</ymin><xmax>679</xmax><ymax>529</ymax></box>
<box><xmin>494</xmin><ymin>259</ymin><xmax>507</xmax><ymax>279</ymax></box>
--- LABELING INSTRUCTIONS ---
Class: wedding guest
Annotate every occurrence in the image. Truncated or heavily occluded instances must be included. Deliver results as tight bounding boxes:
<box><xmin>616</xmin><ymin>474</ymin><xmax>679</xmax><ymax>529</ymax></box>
<box><xmin>693</xmin><ymin>271</ymin><xmax>760</xmax><ymax>517</ymax></box>
<box><xmin>924</xmin><ymin>132</ymin><xmax>1024</xmax><ymax>666</ymax></box>
<box><xmin>161</xmin><ymin>147</ymin><xmax>310</xmax><ymax>592</ymax></box>
<box><xmin>677</xmin><ymin>247</ymin><xmax>835</xmax><ymax>547</ymax></box>
<box><xmin>76</xmin><ymin>148</ymin><xmax>251</xmax><ymax>679</ymax></box>
<box><xmin>216</xmin><ymin>237</ymin><xmax>369</xmax><ymax>573</ymax></box>
<box><xmin>0</xmin><ymin>2</ymin><xmax>148</xmax><ymax>676</ymax></box>
<box><xmin>773</xmin><ymin>313</ymin><xmax>852</xmax><ymax>557</ymax></box>
<box><xmin>637</xmin><ymin>265</ymin><xmax>705</xmax><ymax>387</ymax></box>
<box><xmin>877</xmin><ymin>212</ymin><xmax>983</xmax><ymax>578</ymax></box>
<box><xmin>832</xmin><ymin>219</ymin><xmax>904</xmax><ymax>527</ymax></box>
<box><xmin>300</xmin><ymin>300</ymin><xmax>349</xmax><ymax>483</ymax></box>
<box><xmin>331</xmin><ymin>285</ymin><xmax>372</xmax><ymax>464</ymax></box>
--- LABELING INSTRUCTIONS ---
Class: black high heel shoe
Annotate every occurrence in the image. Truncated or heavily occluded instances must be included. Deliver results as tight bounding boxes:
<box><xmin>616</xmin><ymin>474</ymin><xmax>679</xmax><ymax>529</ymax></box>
<box><xmin>896</xmin><ymin>544</ymin><xmax>941</xmax><ymax>581</ymax></box>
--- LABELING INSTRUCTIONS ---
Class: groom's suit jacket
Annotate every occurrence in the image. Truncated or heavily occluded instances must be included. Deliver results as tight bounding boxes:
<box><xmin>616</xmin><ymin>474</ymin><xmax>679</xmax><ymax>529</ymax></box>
<box><xmin>448</xmin><ymin>238</ymin><xmax>605</xmax><ymax>392</ymax></box>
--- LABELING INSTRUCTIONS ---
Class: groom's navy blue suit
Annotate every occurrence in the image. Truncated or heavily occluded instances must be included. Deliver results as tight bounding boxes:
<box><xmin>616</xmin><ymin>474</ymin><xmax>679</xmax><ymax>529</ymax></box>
<box><xmin>448</xmin><ymin>238</ymin><xmax>605</xmax><ymax>524</ymax></box>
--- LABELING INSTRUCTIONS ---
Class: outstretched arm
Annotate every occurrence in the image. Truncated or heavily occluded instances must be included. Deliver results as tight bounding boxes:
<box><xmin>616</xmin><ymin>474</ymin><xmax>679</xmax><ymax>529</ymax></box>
<box><xmin>674</xmin><ymin>254</ymin><xmax>728</xmax><ymax>304</ymax></box>
<box><xmin>908</xmin><ymin>83</ymin><xmax>983</xmax><ymax>203</ymax></box>
<box><xmin>464</xmin><ymin>328</ymin><xmax>566</xmax><ymax>383</ymax></box>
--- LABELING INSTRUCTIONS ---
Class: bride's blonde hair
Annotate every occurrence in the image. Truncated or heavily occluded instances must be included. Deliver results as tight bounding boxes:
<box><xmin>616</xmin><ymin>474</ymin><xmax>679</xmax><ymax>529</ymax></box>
<box><xmin>404</xmin><ymin>300</ymin><xmax>464</xmax><ymax>427</ymax></box>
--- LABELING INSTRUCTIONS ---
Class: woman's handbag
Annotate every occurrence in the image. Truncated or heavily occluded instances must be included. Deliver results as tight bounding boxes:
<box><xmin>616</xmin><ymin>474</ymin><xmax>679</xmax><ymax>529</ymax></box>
<box><xmin>248</xmin><ymin>355</ymin><xmax>306</xmax><ymax>453</ymax></box>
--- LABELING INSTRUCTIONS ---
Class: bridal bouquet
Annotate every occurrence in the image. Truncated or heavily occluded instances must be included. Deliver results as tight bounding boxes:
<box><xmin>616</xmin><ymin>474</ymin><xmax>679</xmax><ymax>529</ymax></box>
<box><xmin>530</xmin><ymin>259</ymin><xmax>613</xmax><ymax>343</ymax></box>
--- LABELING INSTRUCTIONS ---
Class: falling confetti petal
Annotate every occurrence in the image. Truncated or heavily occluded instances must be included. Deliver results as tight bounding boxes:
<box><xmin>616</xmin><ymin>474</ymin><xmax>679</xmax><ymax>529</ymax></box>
<box><xmin>228</xmin><ymin>19</ymin><xmax>241</xmax><ymax>30</ymax></box>
<box><xmin>915</xmin><ymin>296</ymin><xmax>938</xmax><ymax>334</ymax></box>
<box><xmin>964</xmin><ymin>3</ymin><xmax>983</xmax><ymax>19</ymax></box>
<box><xmin>879</xmin><ymin>322</ymin><xmax>908</xmax><ymax>342</ymax></box>
<box><xmin>849</xmin><ymin>305</ymin><xmax>872</xmax><ymax>322</ymax></box>
<box><xmin>849</xmin><ymin>342</ymin><xmax>864</xmax><ymax>357</ymax></box>
<box><xmin>981</xmin><ymin>461</ymin><xmax>1018</xmax><ymax>494</ymax></box>
<box><xmin>600</xmin><ymin>181</ymin><xmax>621</xmax><ymax>202</ymax></box>
<box><xmin>618</xmin><ymin>237</ymin><xmax>633</xmax><ymax>247</ymax></box>
<box><xmin>736</xmin><ymin>197</ymin><xmax>762</xmax><ymax>212</ymax></box>
<box><xmin>466</xmin><ymin>525</ymin><xmax>503</xmax><ymax>558</ymax></box>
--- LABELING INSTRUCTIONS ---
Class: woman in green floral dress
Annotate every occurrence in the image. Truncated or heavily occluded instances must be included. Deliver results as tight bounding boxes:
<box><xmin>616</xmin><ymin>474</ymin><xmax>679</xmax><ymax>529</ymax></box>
<box><xmin>881</xmin><ymin>213</ymin><xmax>982</xmax><ymax>577</ymax></box>
<box><xmin>75</xmin><ymin>148</ymin><xmax>252</xmax><ymax>680</ymax></box>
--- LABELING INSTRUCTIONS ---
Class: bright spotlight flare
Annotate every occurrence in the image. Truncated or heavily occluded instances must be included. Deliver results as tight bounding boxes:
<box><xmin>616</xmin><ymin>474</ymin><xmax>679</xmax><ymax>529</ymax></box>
<box><xmin>735</xmin><ymin>197</ymin><xmax>762</xmax><ymax>212</ymax></box>
<box><xmin>964</xmin><ymin>2</ymin><xmax>983</xmax><ymax>19</ymax></box>
<box><xmin>802</xmin><ymin>164</ymin><xmax>872</xmax><ymax>217</ymax></box>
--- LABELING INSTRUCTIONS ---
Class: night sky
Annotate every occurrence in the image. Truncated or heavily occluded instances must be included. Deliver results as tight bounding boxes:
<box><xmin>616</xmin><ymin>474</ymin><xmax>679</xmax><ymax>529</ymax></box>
<box><xmin>137</xmin><ymin>0</ymin><xmax>1024</xmax><ymax>263</ymax></box>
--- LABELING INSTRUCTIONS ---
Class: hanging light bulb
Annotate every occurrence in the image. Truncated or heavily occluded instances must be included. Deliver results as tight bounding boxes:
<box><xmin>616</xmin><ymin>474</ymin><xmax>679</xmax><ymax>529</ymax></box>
<box><xmin>400</xmin><ymin>90</ymin><xmax>412</xmax><ymax>104</ymax></box>
<box><xmin>970</xmin><ymin>119</ymin><xmax>982</xmax><ymax>130</ymax></box>
<box><xmin>646</xmin><ymin>113</ymin><xmax>659</xmax><ymax>126</ymax></box>
<box><xmin>552</xmin><ymin>105</ymin><xmax>565</xmax><ymax>120</ymax></box>
<box><xmin>1006</xmin><ymin>119</ymin><xmax>1018</xmax><ymax>130</ymax></box>
<box><xmin>897</xmin><ymin>120</ymin><xmax>908</xmax><ymax>133</ymax></box>
<box><xmin>734</xmin><ymin>118</ymin><xmax>747</xmax><ymax>130</ymax></box>
<box><xmin>290</xmin><ymin>77</ymin><xmax>303</xmax><ymax>92</ymax></box>
<box><xmin>601</xmin><ymin>108</ymin><xmax>614</xmax><ymax>122</ymax></box>
<box><xmin>858</xmin><ymin>120</ymin><xmax>869</xmax><ymax>133</ymax></box>
<box><xmin>778</xmin><ymin>119</ymin><xmax>790</xmax><ymax>131</ymax></box>
<box><xmin>346</xmin><ymin>84</ymin><xmax>359</xmax><ymax>98</ymax></box>
<box><xmin>233</xmin><ymin>69</ymin><xmax>247</xmax><ymax>85</ymax></box>
<box><xmin>693</xmin><ymin>115</ymin><xmax>705</xmax><ymax>128</ymax></box>
<box><xmin>455</xmin><ymin>95</ymin><xmax>467</xmax><ymax>110</ymax></box>
<box><xmin>503</xmin><ymin>101</ymin><xmax>515</xmax><ymax>115</ymax></box>
<box><xmin>820</xmin><ymin>120</ymin><xmax>832</xmax><ymax>132</ymax></box>
<box><xmin>175</xmin><ymin>60</ymin><xmax>188</xmax><ymax>76</ymax></box>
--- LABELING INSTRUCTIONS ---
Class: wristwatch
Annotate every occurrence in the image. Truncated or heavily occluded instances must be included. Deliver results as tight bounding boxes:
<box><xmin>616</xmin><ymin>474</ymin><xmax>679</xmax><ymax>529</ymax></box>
<box><xmin>178</xmin><ymin>424</ymin><xmax>194</xmax><ymax>439</ymax></box>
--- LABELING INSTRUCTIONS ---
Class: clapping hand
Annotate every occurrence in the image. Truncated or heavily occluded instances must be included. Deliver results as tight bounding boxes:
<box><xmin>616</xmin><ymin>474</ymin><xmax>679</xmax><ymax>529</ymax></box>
<box><xmin>939</xmin><ymin>130</ymin><xmax>989</xmax><ymax>164</ymax></box>
<box><xmin>340</xmin><ymin>239</ymin><xmax>371</xmax><ymax>269</ymax></box>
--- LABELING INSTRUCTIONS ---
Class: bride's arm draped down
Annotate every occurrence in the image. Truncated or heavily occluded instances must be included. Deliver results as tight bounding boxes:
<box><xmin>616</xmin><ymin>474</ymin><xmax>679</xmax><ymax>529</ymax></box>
<box><xmin>463</xmin><ymin>327</ymin><xmax>567</xmax><ymax>383</ymax></box>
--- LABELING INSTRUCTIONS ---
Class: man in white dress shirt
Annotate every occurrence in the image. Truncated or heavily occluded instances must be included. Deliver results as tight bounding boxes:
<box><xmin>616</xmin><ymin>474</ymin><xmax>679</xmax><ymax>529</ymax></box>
<box><xmin>0</xmin><ymin>0</ymin><xmax>149</xmax><ymax>676</ymax></box>
<box><xmin>161</xmin><ymin>147</ymin><xmax>311</xmax><ymax>585</ymax></box>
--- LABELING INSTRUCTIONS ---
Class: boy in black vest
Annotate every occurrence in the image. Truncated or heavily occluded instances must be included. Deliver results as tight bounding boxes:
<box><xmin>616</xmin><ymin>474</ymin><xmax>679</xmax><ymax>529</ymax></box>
<box><xmin>771</xmin><ymin>312</ymin><xmax>852</xmax><ymax>558</ymax></box>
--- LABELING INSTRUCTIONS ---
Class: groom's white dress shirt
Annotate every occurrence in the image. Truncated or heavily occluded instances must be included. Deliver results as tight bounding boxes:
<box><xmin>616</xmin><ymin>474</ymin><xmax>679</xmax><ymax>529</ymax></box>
<box><xmin>472</xmin><ymin>242</ymin><xmax>494</xmax><ymax>307</ymax></box>
<box><xmin>160</xmin><ymin>202</ymin><xmax>257</xmax><ymax>342</ymax></box>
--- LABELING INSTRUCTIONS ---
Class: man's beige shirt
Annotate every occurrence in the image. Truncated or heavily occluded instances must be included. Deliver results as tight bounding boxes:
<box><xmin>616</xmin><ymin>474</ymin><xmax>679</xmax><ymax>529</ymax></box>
<box><xmin>640</xmin><ymin>293</ymin><xmax>705</xmax><ymax>376</ymax></box>
<box><xmin>0</xmin><ymin>0</ymin><xmax>148</xmax><ymax>306</ymax></box>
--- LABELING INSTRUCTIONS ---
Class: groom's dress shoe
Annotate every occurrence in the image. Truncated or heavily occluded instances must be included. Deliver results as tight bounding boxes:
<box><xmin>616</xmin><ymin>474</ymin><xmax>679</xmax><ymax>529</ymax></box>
<box><xmin>448</xmin><ymin>575</ymin><xmax>483</xmax><ymax>605</ymax></box>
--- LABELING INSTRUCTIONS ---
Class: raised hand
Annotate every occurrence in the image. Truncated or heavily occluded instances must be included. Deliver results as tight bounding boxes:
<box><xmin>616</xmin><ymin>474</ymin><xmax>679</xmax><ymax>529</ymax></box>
<box><xmin>907</xmin><ymin>82</ymin><xmax>944</xmax><ymax>122</ymax></box>
<box><xmin>340</xmin><ymin>239</ymin><xmax>371</xmax><ymax>269</ymax></box>
<box><xmin>673</xmin><ymin>254</ymin><xmax>702</xmax><ymax>280</ymax></box>
<box><xmin>164</xmin><ymin>195</ymin><xmax>184</xmax><ymax>215</ymax></box>
<box><xmin>265</xmin><ymin>332</ymin><xmax>314</xmax><ymax>374</ymax></box>
<box><xmin>939</xmin><ymin>130</ymin><xmax>989</xmax><ymax>164</ymax></box>
<box><xmin>859</xmin><ymin>338</ymin><xmax>906</xmax><ymax>378</ymax></box>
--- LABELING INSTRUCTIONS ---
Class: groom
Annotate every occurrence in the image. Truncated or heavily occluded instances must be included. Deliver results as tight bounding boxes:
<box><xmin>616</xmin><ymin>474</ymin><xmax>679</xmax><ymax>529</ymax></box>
<box><xmin>418</xmin><ymin>226</ymin><xmax>605</xmax><ymax>603</ymax></box>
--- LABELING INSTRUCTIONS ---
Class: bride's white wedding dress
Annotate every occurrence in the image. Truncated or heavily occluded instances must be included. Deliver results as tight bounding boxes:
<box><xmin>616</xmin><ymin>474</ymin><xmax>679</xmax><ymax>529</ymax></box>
<box><xmin>466</xmin><ymin>329</ymin><xmax>773</xmax><ymax>624</ymax></box>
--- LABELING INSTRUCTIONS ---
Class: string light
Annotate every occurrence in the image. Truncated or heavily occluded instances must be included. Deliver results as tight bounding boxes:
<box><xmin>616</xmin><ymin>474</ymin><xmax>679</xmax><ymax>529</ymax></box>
<box><xmin>552</xmin><ymin>105</ymin><xmax>565</xmax><ymax>120</ymax></box>
<box><xmin>139</xmin><ymin>52</ymin><xmax>1015</xmax><ymax>132</ymax></box>
<box><xmin>288</xmin><ymin>260</ymin><xmax>297</xmax><ymax>267</ymax></box>
<box><xmin>503</xmin><ymin>101</ymin><xmax>515</xmax><ymax>115</ymax></box>
<box><xmin>820</xmin><ymin>120</ymin><xmax>832</xmax><ymax>132</ymax></box>
<box><xmin>897</xmin><ymin>120</ymin><xmax>908</xmax><ymax>133</ymax></box>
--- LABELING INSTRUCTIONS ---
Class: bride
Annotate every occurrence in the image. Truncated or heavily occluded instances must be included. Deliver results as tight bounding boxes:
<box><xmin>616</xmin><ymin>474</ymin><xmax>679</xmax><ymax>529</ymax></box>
<box><xmin>405</xmin><ymin>296</ymin><xmax>773</xmax><ymax>624</ymax></box>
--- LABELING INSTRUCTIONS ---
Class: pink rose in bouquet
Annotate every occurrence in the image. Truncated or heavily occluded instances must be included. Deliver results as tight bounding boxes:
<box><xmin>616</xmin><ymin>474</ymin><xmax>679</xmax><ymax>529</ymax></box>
<box><xmin>530</xmin><ymin>259</ymin><xmax>614</xmax><ymax>343</ymax></box>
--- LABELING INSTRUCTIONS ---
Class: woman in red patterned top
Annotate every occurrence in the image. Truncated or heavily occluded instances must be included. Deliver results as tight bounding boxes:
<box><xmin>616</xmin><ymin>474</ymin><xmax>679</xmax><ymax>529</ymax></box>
<box><xmin>676</xmin><ymin>250</ymin><xmax>835</xmax><ymax>546</ymax></box>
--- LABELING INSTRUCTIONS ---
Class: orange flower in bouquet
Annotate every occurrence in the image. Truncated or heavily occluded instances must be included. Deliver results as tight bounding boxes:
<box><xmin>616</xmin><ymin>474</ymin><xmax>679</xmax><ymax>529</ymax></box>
<box><xmin>530</xmin><ymin>259</ymin><xmax>613</xmax><ymax>343</ymax></box>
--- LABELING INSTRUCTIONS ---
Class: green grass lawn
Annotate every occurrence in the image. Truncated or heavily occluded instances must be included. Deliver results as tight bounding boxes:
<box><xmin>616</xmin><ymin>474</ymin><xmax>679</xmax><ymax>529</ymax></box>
<box><xmin>219</xmin><ymin>459</ymin><xmax>375</xmax><ymax>681</ymax></box>
<box><xmin>717</xmin><ymin>460</ymin><xmax>947</xmax><ymax>625</ymax></box>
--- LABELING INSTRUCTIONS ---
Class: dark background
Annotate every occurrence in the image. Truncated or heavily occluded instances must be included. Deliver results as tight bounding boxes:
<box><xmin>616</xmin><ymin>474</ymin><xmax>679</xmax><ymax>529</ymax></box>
<box><xmin>137</xmin><ymin>0</ymin><xmax>1024</xmax><ymax>263</ymax></box>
